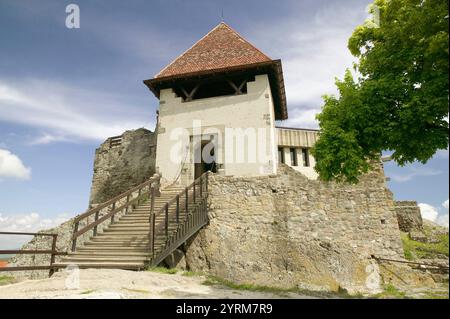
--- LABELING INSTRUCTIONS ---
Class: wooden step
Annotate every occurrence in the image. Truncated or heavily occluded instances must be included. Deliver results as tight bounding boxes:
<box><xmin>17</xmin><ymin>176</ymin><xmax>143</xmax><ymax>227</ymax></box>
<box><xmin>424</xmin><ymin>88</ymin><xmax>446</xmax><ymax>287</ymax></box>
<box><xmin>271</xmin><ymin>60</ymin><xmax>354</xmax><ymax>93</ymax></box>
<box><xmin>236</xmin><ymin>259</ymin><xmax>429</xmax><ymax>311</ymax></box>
<box><xmin>68</xmin><ymin>251</ymin><xmax>150</xmax><ymax>257</ymax></box>
<box><xmin>53</xmin><ymin>262</ymin><xmax>144</xmax><ymax>270</ymax></box>
<box><xmin>62</xmin><ymin>256</ymin><xmax>149</xmax><ymax>262</ymax></box>
<box><xmin>80</xmin><ymin>247</ymin><xmax>150</xmax><ymax>252</ymax></box>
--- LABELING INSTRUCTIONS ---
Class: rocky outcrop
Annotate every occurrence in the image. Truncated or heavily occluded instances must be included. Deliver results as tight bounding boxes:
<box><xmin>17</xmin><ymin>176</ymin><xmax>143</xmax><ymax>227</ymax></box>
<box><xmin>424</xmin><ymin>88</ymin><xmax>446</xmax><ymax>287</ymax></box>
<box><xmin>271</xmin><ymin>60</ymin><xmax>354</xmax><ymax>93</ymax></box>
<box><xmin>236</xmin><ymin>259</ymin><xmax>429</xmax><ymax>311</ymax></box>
<box><xmin>395</xmin><ymin>201</ymin><xmax>423</xmax><ymax>232</ymax></box>
<box><xmin>89</xmin><ymin>128</ymin><xmax>157</xmax><ymax>205</ymax></box>
<box><xmin>183</xmin><ymin>164</ymin><xmax>407</xmax><ymax>294</ymax></box>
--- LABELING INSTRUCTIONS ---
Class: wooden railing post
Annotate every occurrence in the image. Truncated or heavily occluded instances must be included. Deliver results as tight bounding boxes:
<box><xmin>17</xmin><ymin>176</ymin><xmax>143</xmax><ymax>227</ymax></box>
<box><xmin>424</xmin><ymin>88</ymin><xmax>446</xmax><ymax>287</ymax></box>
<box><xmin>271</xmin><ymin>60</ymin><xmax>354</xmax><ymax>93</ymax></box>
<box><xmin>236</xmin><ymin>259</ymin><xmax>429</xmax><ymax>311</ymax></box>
<box><xmin>71</xmin><ymin>221</ymin><xmax>79</xmax><ymax>252</ymax></box>
<box><xmin>176</xmin><ymin>194</ymin><xmax>180</xmax><ymax>224</ymax></box>
<box><xmin>125</xmin><ymin>194</ymin><xmax>130</xmax><ymax>214</ymax></box>
<box><xmin>206</xmin><ymin>171</ymin><xmax>208</xmax><ymax>194</ymax></box>
<box><xmin>137</xmin><ymin>188</ymin><xmax>142</xmax><ymax>205</ymax></box>
<box><xmin>150</xmin><ymin>184</ymin><xmax>156</xmax><ymax>215</ymax></box>
<box><xmin>149</xmin><ymin>212</ymin><xmax>154</xmax><ymax>255</ymax></box>
<box><xmin>110</xmin><ymin>202</ymin><xmax>116</xmax><ymax>224</ymax></box>
<box><xmin>193</xmin><ymin>181</ymin><xmax>196</xmax><ymax>203</ymax></box>
<box><xmin>93</xmin><ymin>210</ymin><xmax>100</xmax><ymax>236</ymax></box>
<box><xmin>185</xmin><ymin>188</ymin><xmax>189</xmax><ymax>217</ymax></box>
<box><xmin>165</xmin><ymin>203</ymin><xmax>169</xmax><ymax>239</ymax></box>
<box><xmin>49</xmin><ymin>234</ymin><xmax>57</xmax><ymax>276</ymax></box>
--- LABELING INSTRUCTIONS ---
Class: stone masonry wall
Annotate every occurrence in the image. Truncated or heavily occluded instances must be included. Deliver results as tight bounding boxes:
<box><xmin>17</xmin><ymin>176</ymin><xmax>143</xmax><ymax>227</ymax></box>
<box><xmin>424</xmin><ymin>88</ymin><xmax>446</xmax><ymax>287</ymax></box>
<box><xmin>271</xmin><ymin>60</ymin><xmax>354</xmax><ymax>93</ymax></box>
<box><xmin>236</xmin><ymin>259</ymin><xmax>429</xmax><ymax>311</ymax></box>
<box><xmin>394</xmin><ymin>201</ymin><xmax>423</xmax><ymax>232</ymax></box>
<box><xmin>89</xmin><ymin>128</ymin><xmax>157</xmax><ymax>205</ymax></box>
<box><xmin>184</xmin><ymin>164</ymin><xmax>404</xmax><ymax>294</ymax></box>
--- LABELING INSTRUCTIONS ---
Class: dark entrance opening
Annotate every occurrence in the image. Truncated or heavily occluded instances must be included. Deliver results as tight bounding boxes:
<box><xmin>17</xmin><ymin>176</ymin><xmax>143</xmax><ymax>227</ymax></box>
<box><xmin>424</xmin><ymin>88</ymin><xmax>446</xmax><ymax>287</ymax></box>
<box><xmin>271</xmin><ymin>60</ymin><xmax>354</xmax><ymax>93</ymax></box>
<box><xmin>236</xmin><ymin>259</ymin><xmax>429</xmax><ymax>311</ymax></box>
<box><xmin>194</xmin><ymin>136</ymin><xmax>217</xmax><ymax>179</ymax></box>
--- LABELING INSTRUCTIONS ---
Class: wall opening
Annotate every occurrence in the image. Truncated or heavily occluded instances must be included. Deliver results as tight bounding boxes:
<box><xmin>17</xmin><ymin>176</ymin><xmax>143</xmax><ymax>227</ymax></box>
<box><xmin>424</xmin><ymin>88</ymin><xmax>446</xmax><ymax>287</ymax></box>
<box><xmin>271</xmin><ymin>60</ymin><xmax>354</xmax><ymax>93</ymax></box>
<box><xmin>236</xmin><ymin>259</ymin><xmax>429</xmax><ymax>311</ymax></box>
<box><xmin>278</xmin><ymin>147</ymin><xmax>285</xmax><ymax>164</ymax></box>
<box><xmin>302</xmin><ymin>148</ymin><xmax>310</xmax><ymax>167</ymax></box>
<box><xmin>174</xmin><ymin>75</ymin><xmax>255</xmax><ymax>102</ymax></box>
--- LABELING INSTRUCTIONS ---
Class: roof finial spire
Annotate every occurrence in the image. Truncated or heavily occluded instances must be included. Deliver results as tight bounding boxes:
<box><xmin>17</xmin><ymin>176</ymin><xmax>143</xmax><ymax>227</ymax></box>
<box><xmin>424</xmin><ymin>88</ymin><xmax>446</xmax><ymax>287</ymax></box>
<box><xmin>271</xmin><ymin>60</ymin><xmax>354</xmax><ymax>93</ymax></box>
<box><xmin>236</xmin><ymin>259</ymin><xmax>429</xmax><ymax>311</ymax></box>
<box><xmin>221</xmin><ymin>8</ymin><xmax>224</xmax><ymax>22</ymax></box>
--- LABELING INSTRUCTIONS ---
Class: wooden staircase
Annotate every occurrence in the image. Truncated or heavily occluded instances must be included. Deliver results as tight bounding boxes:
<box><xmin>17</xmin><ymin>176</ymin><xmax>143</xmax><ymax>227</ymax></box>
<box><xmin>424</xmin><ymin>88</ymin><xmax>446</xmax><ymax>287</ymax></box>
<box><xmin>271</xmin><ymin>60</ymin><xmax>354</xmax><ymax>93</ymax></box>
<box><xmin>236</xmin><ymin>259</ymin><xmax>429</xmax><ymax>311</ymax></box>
<box><xmin>53</xmin><ymin>173</ymin><xmax>209</xmax><ymax>271</ymax></box>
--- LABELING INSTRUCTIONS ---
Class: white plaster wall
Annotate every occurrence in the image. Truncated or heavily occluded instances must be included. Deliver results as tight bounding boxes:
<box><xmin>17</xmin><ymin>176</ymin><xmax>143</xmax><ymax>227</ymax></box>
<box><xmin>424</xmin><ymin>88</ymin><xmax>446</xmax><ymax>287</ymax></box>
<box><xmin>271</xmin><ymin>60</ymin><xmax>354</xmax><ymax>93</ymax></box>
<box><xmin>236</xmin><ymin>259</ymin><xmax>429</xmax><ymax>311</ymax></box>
<box><xmin>278</xmin><ymin>146</ymin><xmax>318</xmax><ymax>180</ymax></box>
<box><xmin>155</xmin><ymin>74</ymin><xmax>277</xmax><ymax>185</ymax></box>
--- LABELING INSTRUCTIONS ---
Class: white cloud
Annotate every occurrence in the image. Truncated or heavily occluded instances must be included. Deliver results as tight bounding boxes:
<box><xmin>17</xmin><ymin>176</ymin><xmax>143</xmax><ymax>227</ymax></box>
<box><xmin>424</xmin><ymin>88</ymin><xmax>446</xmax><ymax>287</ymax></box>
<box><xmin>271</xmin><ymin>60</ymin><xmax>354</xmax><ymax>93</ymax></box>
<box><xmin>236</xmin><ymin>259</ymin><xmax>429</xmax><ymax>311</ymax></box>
<box><xmin>249</xmin><ymin>1</ymin><xmax>370</xmax><ymax>128</ymax></box>
<box><xmin>442</xmin><ymin>199</ymin><xmax>449</xmax><ymax>210</ymax></box>
<box><xmin>282</xmin><ymin>108</ymin><xmax>320</xmax><ymax>129</ymax></box>
<box><xmin>389</xmin><ymin>167</ymin><xmax>442</xmax><ymax>183</ymax></box>
<box><xmin>0</xmin><ymin>79</ymin><xmax>154</xmax><ymax>144</ymax></box>
<box><xmin>438</xmin><ymin>199</ymin><xmax>449</xmax><ymax>228</ymax></box>
<box><xmin>29</xmin><ymin>133</ymin><xmax>71</xmax><ymax>146</ymax></box>
<box><xmin>0</xmin><ymin>149</ymin><xmax>31</xmax><ymax>180</ymax></box>
<box><xmin>418</xmin><ymin>203</ymin><xmax>439</xmax><ymax>222</ymax></box>
<box><xmin>437</xmin><ymin>213</ymin><xmax>449</xmax><ymax>228</ymax></box>
<box><xmin>418</xmin><ymin>201</ymin><xmax>449</xmax><ymax>228</ymax></box>
<box><xmin>0</xmin><ymin>212</ymin><xmax>69</xmax><ymax>249</ymax></box>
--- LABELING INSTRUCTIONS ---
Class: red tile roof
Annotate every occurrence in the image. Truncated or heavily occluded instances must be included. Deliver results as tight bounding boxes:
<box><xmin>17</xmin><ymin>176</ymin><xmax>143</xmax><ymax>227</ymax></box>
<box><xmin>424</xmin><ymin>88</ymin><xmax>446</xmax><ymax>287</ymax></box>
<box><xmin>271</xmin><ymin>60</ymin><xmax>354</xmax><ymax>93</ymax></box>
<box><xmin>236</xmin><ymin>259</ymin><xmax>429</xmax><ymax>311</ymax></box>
<box><xmin>155</xmin><ymin>22</ymin><xmax>272</xmax><ymax>78</ymax></box>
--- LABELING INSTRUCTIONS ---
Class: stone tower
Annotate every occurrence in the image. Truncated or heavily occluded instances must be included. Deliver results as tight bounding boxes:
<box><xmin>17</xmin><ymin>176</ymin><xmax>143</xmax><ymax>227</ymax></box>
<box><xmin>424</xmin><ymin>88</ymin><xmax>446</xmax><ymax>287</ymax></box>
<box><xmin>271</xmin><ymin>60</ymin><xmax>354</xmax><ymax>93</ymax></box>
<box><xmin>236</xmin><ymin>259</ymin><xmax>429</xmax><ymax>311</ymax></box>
<box><xmin>144</xmin><ymin>22</ymin><xmax>288</xmax><ymax>186</ymax></box>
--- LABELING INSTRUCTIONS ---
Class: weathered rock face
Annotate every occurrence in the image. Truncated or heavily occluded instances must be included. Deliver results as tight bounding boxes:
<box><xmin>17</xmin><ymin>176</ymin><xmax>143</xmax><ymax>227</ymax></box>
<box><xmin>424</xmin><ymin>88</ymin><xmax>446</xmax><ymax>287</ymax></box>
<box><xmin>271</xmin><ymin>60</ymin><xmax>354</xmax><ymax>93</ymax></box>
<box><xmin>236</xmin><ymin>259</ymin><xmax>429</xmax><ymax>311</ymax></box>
<box><xmin>395</xmin><ymin>201</ymin><xmax>423</xmax><ymax>232</ymax></box>
<box><xmin>184</xmin><ymin>165</ymin><xmax>405</xmax><ymax>294</ymax></box>
<box><xmin>89</xmin><ymin>128</ymin><xmax>157</xmax><ymax>205</ymax></box>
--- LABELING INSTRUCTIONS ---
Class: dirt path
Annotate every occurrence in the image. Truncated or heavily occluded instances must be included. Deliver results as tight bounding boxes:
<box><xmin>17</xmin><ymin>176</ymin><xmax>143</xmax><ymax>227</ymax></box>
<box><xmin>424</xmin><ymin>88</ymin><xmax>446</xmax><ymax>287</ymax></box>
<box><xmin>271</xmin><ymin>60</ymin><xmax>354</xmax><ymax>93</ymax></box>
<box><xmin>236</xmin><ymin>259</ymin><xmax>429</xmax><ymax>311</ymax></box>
<box><xmin>0</xmin><ymin>269</ymin><xmax>318</xmax><ymax>299</ymax></box>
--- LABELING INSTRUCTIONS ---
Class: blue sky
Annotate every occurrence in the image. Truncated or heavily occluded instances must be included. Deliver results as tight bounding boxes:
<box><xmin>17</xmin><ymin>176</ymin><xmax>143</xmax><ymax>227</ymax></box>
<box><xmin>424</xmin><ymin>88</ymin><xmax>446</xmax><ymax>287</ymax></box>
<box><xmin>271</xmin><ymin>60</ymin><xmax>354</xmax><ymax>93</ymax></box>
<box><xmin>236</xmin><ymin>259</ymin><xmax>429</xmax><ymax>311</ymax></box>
<box><xmin>0</xmin><ymin>0</ymin><xmax>448</xmax><ymax>247</ymax></box>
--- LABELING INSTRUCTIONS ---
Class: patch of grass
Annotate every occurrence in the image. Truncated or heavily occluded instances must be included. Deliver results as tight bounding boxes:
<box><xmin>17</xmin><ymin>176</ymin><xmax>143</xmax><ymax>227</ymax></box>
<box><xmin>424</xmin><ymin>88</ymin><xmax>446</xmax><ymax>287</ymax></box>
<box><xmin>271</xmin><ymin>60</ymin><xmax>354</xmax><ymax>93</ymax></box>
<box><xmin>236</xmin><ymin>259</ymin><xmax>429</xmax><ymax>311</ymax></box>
<box><xmin>401</xmin><ymin>232</ymin><xmax>449</xmax><ymax>260</ymax></box>
<box><xmin>420</xmin><ymin>290</ymin><xmax>449</xmax><ymax>299</ymax></box>
<box><xmin>122</xmin><ymin>287</ymin><xmax>150</xmax><ymax>294</ymax></box>
<box><xmin>146</xmin><ymin>266</ymin><xmax>178</xmax><ymax>274</ymax></box>
<box><xmin>202</xmin><ymin>275</ymin><xmax>358</xmax><ymax>299</ymax></box>
<box><xmin>181</xmin><ymin>270</ymin><xmax>204</xmax><ymax>277</ymax></box>
<box><xmin>373</xmin><ymin>284</ymin><xmax>407</xmax><ymax>299</ymax></box>
<box><xmin>80</xmin><ymin>289</ymin><xmax>96</xmax><ymax>295</ymax></box>
<box><xmin>0</xmin><ymin>275</ymin><xmax>16</xmax><ymax>286</ymax></box>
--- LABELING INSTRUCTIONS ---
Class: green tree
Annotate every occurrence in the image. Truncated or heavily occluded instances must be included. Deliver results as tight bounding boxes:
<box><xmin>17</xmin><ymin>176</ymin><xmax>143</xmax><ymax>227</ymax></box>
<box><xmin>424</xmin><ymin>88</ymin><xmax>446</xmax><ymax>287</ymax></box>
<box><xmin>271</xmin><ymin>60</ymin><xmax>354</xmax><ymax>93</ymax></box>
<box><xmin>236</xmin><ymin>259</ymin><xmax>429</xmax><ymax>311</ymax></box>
<box><xmin>312</xmin><ymin>0</ymin><xmax>449</xmax><ymax>183</ymax></box>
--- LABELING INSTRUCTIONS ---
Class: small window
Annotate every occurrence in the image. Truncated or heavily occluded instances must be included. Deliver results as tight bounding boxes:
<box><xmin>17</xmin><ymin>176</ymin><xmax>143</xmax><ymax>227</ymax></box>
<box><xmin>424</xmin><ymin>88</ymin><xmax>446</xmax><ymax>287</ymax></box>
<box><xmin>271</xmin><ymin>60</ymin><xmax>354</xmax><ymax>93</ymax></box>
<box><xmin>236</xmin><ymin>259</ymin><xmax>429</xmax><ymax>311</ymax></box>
<box><xmin>302</xmin><ymin>148</ymin><xmax>310</xmax><ymax>167</ymax></box>
<box><xmin>290</xmin><ymin>148</ymin><xmax>298</xmax><ymax>166</ymax></box>
<box><xmin>278</xmin><ymin>147</ymin><xmax>285</xmax><ymax>164</ymax></box>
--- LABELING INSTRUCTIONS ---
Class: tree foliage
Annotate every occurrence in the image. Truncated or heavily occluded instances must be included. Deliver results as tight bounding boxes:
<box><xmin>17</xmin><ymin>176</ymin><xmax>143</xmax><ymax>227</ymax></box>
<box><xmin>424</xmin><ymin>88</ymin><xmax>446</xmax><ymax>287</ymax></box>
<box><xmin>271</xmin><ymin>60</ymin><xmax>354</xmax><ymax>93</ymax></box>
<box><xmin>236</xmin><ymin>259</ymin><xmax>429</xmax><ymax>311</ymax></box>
<box><xmin>312</xmin><ymin>0</ymin><xmax>449</xmax><ymax>183</ymax></box>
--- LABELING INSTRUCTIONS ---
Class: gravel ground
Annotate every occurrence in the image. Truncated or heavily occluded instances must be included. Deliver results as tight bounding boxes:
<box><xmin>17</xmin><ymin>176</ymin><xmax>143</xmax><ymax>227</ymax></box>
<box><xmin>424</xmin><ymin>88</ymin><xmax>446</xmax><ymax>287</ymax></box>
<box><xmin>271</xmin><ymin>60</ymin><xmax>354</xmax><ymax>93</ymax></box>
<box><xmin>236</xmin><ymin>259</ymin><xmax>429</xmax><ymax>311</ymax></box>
<box><xmin>0</xmin><ymin>268</ymin><xmax>319</xmax><ymax>299</ymax></box>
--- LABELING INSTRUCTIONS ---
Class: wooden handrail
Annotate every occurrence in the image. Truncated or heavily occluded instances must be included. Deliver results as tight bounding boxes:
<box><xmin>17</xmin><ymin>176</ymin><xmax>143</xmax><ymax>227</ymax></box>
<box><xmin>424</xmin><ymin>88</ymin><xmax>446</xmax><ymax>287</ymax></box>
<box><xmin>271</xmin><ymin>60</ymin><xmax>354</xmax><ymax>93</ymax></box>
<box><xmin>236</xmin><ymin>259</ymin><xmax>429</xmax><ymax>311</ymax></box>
<box><xmin>71</xmin><ymin>173</ymin><xmax>161</xmax><ymax>251</ymax></box>
<box><xmin>154</xmin><ymin>173</ymin><xmax>207</xmax><ymax>216</ymax></box>
<box><xmin>0</xmin><ymin>231</ymin><xmax>57</xmax><ymax>237</ymax></box>
<box><xmin>74</xmin><ymin>175</ymin><xmax>160</xmax><ymax>223</ymax></box>
<box><xmin>372</xmin><ymin>255</ymin><xmax>450</xmax><ymax>270</ymax></box>
<box><xmin>0</xmin><ymin>232</ymin><xmax>66</xmax><ymax>276</ymax></box>
<box><xmin>149</xmin><ymin>171</ymin><xmax>209</xmax><ymax>264</ymax></box>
